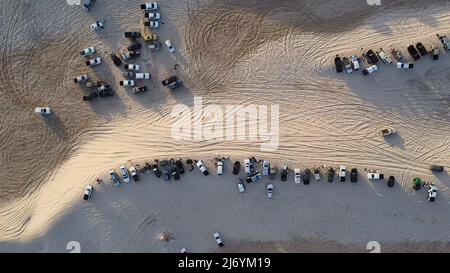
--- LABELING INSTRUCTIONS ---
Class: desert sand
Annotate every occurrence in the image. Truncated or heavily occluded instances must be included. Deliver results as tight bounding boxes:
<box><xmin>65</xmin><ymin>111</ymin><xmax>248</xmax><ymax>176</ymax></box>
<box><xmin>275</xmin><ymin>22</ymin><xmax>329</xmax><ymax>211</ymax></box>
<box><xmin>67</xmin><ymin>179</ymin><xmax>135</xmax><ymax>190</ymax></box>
<box><xmin>0</xmin><ymin>0</ymin><xmax>449</xmax><ymax>252</ymax></box>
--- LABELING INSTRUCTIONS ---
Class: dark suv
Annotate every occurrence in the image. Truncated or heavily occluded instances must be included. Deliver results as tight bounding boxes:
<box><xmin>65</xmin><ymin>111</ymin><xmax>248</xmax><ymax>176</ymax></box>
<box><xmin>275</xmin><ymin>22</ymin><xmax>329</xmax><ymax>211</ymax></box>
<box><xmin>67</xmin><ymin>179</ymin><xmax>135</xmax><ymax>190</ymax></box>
<box><xmin>83</xmin><ymin>0</ymin><xmax>96</xmax><ymax>11</ymax></box>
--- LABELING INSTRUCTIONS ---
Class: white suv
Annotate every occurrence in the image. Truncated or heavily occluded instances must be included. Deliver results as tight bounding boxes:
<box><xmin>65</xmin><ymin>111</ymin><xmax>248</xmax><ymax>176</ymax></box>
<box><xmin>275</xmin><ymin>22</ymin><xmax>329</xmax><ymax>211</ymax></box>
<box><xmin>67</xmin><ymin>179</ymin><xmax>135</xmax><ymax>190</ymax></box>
<box><xmin>339</xmin><ymin>166</ymin><xmax>346</xmax><ymax>182</ymax></box>
<box><xmin>294</xmin><ymin>168</ymin><xmax>301</xmax><ymax>184</ymax></box>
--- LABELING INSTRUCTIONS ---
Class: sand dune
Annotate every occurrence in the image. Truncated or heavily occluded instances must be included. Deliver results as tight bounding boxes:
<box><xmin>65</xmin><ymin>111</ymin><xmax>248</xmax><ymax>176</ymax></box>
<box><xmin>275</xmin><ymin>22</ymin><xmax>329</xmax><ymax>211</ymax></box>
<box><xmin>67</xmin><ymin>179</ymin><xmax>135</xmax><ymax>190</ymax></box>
<box><xmin>0</xmin><ymin>0</ymin><xmax>449</xmax><ymax>252</ymax></box>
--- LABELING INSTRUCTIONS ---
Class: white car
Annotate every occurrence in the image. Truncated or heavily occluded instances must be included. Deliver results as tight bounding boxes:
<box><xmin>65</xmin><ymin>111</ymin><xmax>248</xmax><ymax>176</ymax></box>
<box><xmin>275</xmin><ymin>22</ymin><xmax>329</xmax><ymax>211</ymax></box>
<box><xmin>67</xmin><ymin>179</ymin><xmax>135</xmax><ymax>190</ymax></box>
<box><xmin>262</xmin><ymin>160</ymin><xmax>270</xmax><ymax>176</ymax></box>
<box><xmin>266</xmin><ymin>183</ymin><xmax>274</xmax><ymax>198</ymax></box>
<box><xmin>362</xmin><ymin>64</ymin><xmax>378</xmax><ymax>76</ymax></box>
<box><xmin>130</xmin><ymin>166</ymin><xmax>139</xmax><ymax>182</ymax></box>
<box><xmin>428</xmin><ymin>186</ymin><xmax>437</xmax><ymax>202</ymax></box>
<box><xmin>145</xmin><ymin>12</ymin><xmax>160</xmax><ymax>19</ymax></box>
<box><xmin>294</xmin><ymin>168</ymin><xmax>301</xmax><ymax>184</ymax></box>
<box><xmin>196</xmin><ymin>160</ymin><xmax>209</xmax><ymax>176</ymax></box>
<box><xmin>397</xmin><ymin>62</ymin><xmax>414</xmax><ymax>69</ymax></box>
<box><xmin>141</xmin><ymin>2</ymin><xmax>158</xmax><ymax>10</ymax></box>
<box><xmin>180</xmin><ymin>248</ymin><xmax>188</xmax><ymax>253</ymax></box>
<box><xmin>237</xmin><ymin>179</ymin><xmax>245</xmax><ymax>193</ymax></box>
<box><xmin>145</xmin><ymin>20</ymin><xmax>159</xmax><ymax>29</ymax></box>
<box><xmin>135</xmin><ymin>73</ymin><xmax>150</xmax><ymax>80</ymax></box>
<box><xmin>124</xmin><ymin>64</ymin><xmax>140</xmax><ymax>71</ymax></box>
<box><xmin>213</xmin><ymin>232</ymin><xmax>224</xmax><ymax>247</ymax></box>
<box><xmin>85</xmin><ymin>57</ymin><xmax>101</xmax><ymax>67</ymax></box>
<box><xmin>339</xmin><ymin>166</ymin><xmax>346</xmax><ymax>182</ymax></box>
<box><xmin>351</xmin><ymin>55</ymin><xmax>360</xmax><ymax>71</ymax></box>
<box><xmin>35</xmin><ymin>107</ymin><xmax>51</xmax><ymax>115</ymax></box>
<box><xmin>80</xmin><ymin>47</ymin><xmax>96</xmax><ymax>57</ymax></box>
<box><xmin>120</xmin><ymin>165</ymin><xmax>130</xmax><ymax>183</ymax></box>
<box><xmin>367</xmin><ymin>172</ymin><xmax>384</xmax><ymax>180</ymax></box>
<box><xmin>83</xmin><ymin>185</ymin><xmax>93</xmax><ymax>200</ymax></box>
<box><xmin>74</xmin><ymin>75</ymin><xmax>89</xmax><ymax>83</ymax></box>
<box><xmin>165</xmin><ymin>40</ymin><xmax>175</xmax><ymax>53</ymax></box>
<box><xmin>90</xmin><ymin>20</ymin><xmax>104</xmax><ymax>31</ymax></box>
<box><xmin>119</xmin><ymin>80</ymin><xmax>135</xmax><ymax>86</ymax></box>
<box><xmin>244</xmin><ymin>159</ymin><xmax>251</xmax><ymax>174</ymax></box>
<box><xmin>378</xmin><ymin>49</ymin><xmax>393</xmax><ymax>65</ymax></box>
<box><xmin>217</xmin><ymin>160</ymin><xmax>223</xmax><ymax>175</ymax></box>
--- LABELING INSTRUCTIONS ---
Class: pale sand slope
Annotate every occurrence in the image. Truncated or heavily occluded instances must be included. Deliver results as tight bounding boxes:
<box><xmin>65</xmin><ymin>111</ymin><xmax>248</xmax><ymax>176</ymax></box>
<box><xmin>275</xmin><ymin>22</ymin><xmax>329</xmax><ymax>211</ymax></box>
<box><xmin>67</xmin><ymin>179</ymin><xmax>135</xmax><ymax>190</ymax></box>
<box><xmin>0</xmin><ymin>0</ymin><xmax>450</xmax><ymax>252</ymax></box>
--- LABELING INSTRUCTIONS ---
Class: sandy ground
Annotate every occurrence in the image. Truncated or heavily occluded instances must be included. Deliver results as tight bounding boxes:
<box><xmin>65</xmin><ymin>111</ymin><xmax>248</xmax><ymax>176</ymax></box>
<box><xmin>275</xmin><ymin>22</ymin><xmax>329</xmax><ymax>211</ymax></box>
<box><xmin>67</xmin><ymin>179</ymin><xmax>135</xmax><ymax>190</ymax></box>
<box><xmin>0</xmin><ymin>0</ymin><xmax>450</xmax><ymax>252</ymax></box>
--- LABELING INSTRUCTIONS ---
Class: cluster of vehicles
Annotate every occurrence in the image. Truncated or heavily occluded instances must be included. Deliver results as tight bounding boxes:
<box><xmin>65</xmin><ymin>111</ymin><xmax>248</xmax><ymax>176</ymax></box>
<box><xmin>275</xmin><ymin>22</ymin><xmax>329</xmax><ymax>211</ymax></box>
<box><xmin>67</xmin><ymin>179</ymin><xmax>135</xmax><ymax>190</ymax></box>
<box><xmin>334</xmin><ymin>33</ymin><xmax>450</xmax><ymax>76</ymax></box>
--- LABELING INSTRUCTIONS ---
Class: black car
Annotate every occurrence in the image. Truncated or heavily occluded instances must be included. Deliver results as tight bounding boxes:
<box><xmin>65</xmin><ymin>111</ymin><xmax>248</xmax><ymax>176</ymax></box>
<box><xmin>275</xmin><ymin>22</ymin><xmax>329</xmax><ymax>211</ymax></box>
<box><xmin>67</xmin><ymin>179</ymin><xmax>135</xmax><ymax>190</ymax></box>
<box><xmin>327</xmin><ymin>167</ymin><xmax>335</xmax><ymax>183</ymax></box>
<box><xmin>152</xmin><ymin>164</ymin><xmax>161</xmax><ymax>177</ymax></box>
<box><xmin>161</xmin><ymin>76</ymin><xmax>182</xmax><ymax>89</ymax></box>
<box><xmin>416</xmin><ymin>42</ymin><xmax>428</xmax><ymax>56</ymax></box>
<box><xmin>171</xmin><ymin>167</ymin><xmax>180</xmax><ymax>181</ymax></box>
<box><xmin>302</xmin><ymin>169</ymin><xmax>311</xmax><ymax>185</ymax></box>
<box><xmin>82</xmin><ymin>91</ymin><xmax>98</xmax><ymax>101</ymax></box>
<box><xmin>125</xmin><ymin>32</ymin><xmax>141</xmax><ymax>40</ymax></box>
<box><xmin>281</xmin><ymin>167</ymin><xmax>288</xmax><ymax>181</ymax></box>
<box><xmin>164</xmin><ymin>171</ymin><xmax>171</xmax><ymax>181</ymax></box>
<box><xmin>110</xmin><ymin>54</ymin><xmax>122</xmax><ymax>67</ymax></box>
<box><xmin>127</xmin><ymin>43</ymin><xmax>142</xmax><ymax>51</ymax></box>
<box><xmin>365</xmin><ymin>49</ymin><xmax>379</xmax><ymax>64</ymax></box>
<box><xmin>430</xmin><ymin>165</ymin><xmax>444</xmax><ymax>172</ymax></box>
<box><xmin>232</xmin><ymin>161</ymin><xmax>241</xmax><ymax>175</ymax></box>
<box><xmin>407</xmin><ymin>45</ymin><xmax>421</xmax><ymax>60</ymax></box>
<box><xmin>175</xmin><ymin>160</ymin><xmax>185</xmax><ymax>174</ymax></box>
<box><xmin>334</xmin><ymin>55</ymin><xmax>343</xmax><ymax>73</ymax></box>
<box><xmin>387</xmin><ymin>176</ymin><xmax>395</xmax><ymax>187</ymax></box>
<box><xmin>350</xmin><ymin>168</ymin><xmax>358</xmax><ymax>183</ymax></box>
<box><xmin>83</xmin><ymin>0</ymin><xmax>96</xmax><ymax>11</ymax></box>
<box><xmin>98</xmin><ymin>87</ymin><xmax>113</xmax><ymax>97</ymax></box>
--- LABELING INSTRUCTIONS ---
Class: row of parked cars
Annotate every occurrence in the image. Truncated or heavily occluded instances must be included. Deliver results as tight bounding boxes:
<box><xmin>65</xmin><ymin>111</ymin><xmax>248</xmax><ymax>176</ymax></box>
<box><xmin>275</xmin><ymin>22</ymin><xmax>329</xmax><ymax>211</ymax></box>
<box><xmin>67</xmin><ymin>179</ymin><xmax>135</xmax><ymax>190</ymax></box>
<box><xmin>335</xmin><ymin>33</ymin><xmax>450</xmax><ymax>76</ymax></box>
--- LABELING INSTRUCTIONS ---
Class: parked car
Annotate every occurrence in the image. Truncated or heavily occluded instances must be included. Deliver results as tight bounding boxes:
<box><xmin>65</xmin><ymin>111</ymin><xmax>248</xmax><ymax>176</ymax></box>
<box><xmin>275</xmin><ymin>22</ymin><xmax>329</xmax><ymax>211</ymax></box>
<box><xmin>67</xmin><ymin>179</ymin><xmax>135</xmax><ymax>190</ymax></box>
<box><xmin>247</xmin><ymin>172</ymin><xmax>262</xmax><ymax>183</ymax></box>
<box><xmin>436</xmin><ymin>33</ymin><xmax>450</xmax><ymax>50</ymax></box>
<box><xmin>217</xmin><ymin>160</ymin><xmax>223</xmax><ymax>175</ymax></box>
<box><xmin>327</xmin><ymin>167</ymin><xmax>335</xmax><ymax>183</ymax></box>
<box><xmin>145</xmin><ymin>12</ymin><xmax>160</xmax><ymax>19</ymax></box>
<box><xmin>82</xmin><ymin>92</ymin><xmax>98</xmax><ymax>101</ymax></box>
<box><xmin>196</xmin><ymin>160</ymin><xmax>209</xmax><ymax>176</ymax></box>
<box><xmin>430</xmin><ymin>165</ymin><xmax>444</xmax><ymax>172</ymax></box>
<box><xmin>125</xmin><ymin>32</ymin><xmax>141</xmax><ymax>40</ymax></box>
<box><xmin>83</xmin><ymin>185</ymin><xmax>93</xmax><ymax>200</ymax></box>
<box><xmin>237</xmin><ymin>178</ymin><xmax>245</xmax><ymax>193</ymax></box>
<box><xmin>165</xmin><ymin>40</ymin><xmax>175</xmax><ymax>53</ymax></box>
<box><xmin>213</xmin><ymin>232</ymin><xmax>224</xmax><ymax>247</ymax></box>
<box><xmin>132</xmin><ymin>86</ymin><xmax>148</xmax><ymax>93</ymax></box>
<box><xmin>110</xmin><ymin>54</ymin><xmax>122</xmax><ymax>67</ymax></box>
<box><xmin>343</xmin><ymin>57</ymin><xmax>353</xmax><ymax>74</ymax></box>
<box><xmin>171</xmin><ymin>167</ymin><xmax>180</xmax><ymax>181</ymax></box>
<box><xmin>90</xmin><ymin>20</ymin><xmax>104</xmax><ymax>31</ymax></box>
<box><xmin>119</xmin><ymin>80</ymin><xmax>135</xmax><ymax>87</ymax></box>
<box><xmin>80</xmin><ymin>47</ymin><xmax>95</xmax><ymax>57</ymax></box>
<box><xmin>294</xmin><ymin>168</ymin><xmax>301</xmax><ymax>184</ymax></box>
<box><xmin>362</xmin><ymin>65</ymin><xmax>378</xmax><ymax>76</ymax></box>
<box><xmin>334</xmin><ymin>55</ymin><xmax>343</xmax><ymax>73</ymax></box>
<box><xmin>387</xmin><ymin>176</ymin><xmax>395</xmax><ymax>187</ymax></box>
<box><xmin>85</xmin><ymin>57</ymin><xmax>101</xmax><ymax>67</ymax></box>
<box><xmin>74</xmin><ymin>75</ymin><xmax>89</xmax><ymax>83</ymax></box>
<box><xmin>175</xmin><ymin>160</ymin><xmax>185</xmax><ymax>174</ymax></box>
<box><xmin>83</xmin><ymin>0</ymin><xmax>96</xmax><ymax>11</ymax></box>
<box><xmin>152</xmin><ymin>164</ymin><xmax>161</xmax><ymax>177</ymax></box>
<box><xmin>428</xmin><ymin>186</ymin><xmax>437</xmax><ymax>202</ymax></box>
<box><xmin>367</xmin><ymin>172</ymin><xmax>384</xmax><ymax>180</ymax></box>
<box><xmin>144</xmin><ymin>34</ymin><xmax>158</xmax><ymax>42</ymax></box>
<box><xmin>339</xmin><ymin>166</ymin><xmax>346</xmax><ymax>182</ymax></box>
<box><xmin>364</xmin><ymin>49</ymin><xmax>379</xmax><ymax>64</ymax></box>
<box><xmin>110</xmin><ymin>170</ymin><xmax>121</xmax><ymax>186</ymax></box>
<box><xmin>350</xmin><ymin>168</ymin><xmax>358</xmax><ymax>183</ymax></box>
<box><xmin>407</xmin><ymin>45</ymin><xmax>420</xmax><ymax>60</ymax></box>
<box><xmin>269</xmin><ymin>165</ymin><xmax>276</xmax><ymax>180</ymax></box>
<box><xmin>232</xmin><ymin>161</ymin><xmax>240</xmax><ymax>175</ymax></box>
<box><xmin>378</xmin><ymin>48</ymin><xmax>393</xmax><ymax>65</ymax></box>
<box><xmin>98</xmin><ymin>86</ymin><xmax>113</xmax><ymax>97</ymax></box>
<box><xmin>130</xmin><ymin>167</ymin><xmax>139</xmax><ymax>182</ymax></box>
<box><xmin>161</xmin><ymin>75</ymin><xmax>181</xmax><ymax>89</ymax></box>
<box><xmin>121</xmin><ymin>51</ymin><xmax>140</xmax><ymax>61</ymax></box>
<box><xmin>281</xmin><ymin>165</ymin><xmax>288</xmax><ymax>181</ymax></box>
<box><xmin>148</xmin><ymin>42</ymin><xmax>161</xmax><ymax>50</ymax></box>
<box><xmin>313</xmin><ymin>168</ymin><xmax>320</xmax><ymax>181</ymax></box>
<box><xmin>127</xmin><ymin>43</ymin><xmax>142</xmax><ymax>51</ymax></box>
<box><xmin>351</xmin><ymin>55</ymin><xmax>360</xmax><ymax>71</ymax></box>
<box><xmin>244</xmin><ymin>159</ymin><xmax>251</xmax><ymax>174</ymax></box>
<box><xmin>381</xmin><ymin>128</ymin><xmax>395</xmax><ymax>137</ymax></box>
<box><xmin>141</xmin><ymin>2</ymin><xmax>158</xmax><ymax>10</ymax></box>
<box><xmin>416</xmin><ymin>42</ymin><xmax>428</xmax><ymax>56</ymax></box>
<box><xmin>390</xmin><ymin>48</ymin><xmax>403</xmax><ymax>61</ymax></box>
<box><xmin>145</xmin><ymin>21</ymin><xmax>160</xmax><ymax>29</ymax></box>
<box><xmin>262</xmin><ymin>160</ymin><xmax>270</xmax><ymax>176</ymax></box>
<box><xmin>397</xmin><ymin>62</ymin><xmax>414</xmax><ymax>69</ymax></box>
<box><xmin>164</xmin><ymin>170</ymin><xmax>171</xmax><ymax>181</ymax></box>
<box><xmin>135</xmin><ymin>73</ymin><xmax>150</xmax><ymax>80</ymax></box>
<box><xmin>35</xmin><ymin>107</ymin><xmax>51</xmax><ymax>115</ymax></box>
<box><xmin>124</xmin><ymin>64</ymin><xmax>140</xmax><ymax>71</ymax></box>
<box><xmin>266</xmin><ymin>183</ymin><xmax>274</xmax><ymax>198</ymax></box>
<box><xmin>430</xmin><ymin>46</ymin><xmax>439</xmax><ymax>60</ymax></box>
<box><xmin>123</xmin><ymin>72</ymin><xmax>134</xmax><ymax>78</ymax></box>
<box><xmin>302</xmin><ymin>169</ymin><xmax>311</xmax><ymax>185</ymax></box>
<box><xmin>120</xmin><ymin>165</ymin><xmax>130</xmax><ymax>183</ymax></box>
